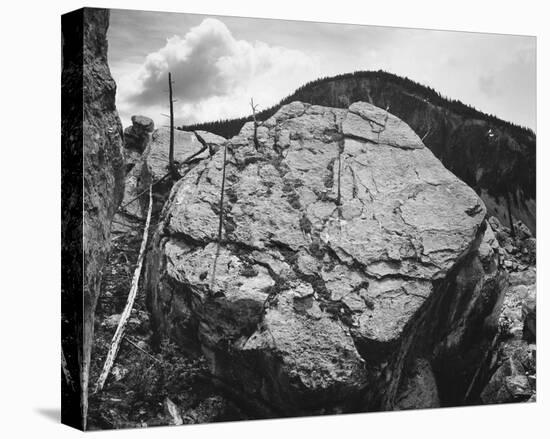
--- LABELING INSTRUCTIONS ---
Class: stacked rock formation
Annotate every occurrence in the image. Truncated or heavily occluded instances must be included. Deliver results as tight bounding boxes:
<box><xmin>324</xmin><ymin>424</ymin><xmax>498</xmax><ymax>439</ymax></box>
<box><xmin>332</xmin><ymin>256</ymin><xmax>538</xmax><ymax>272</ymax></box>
<box><xmin>124</xmin><ymin>115</ymin><xmax>155</xmax><ymax>153</ymax></box>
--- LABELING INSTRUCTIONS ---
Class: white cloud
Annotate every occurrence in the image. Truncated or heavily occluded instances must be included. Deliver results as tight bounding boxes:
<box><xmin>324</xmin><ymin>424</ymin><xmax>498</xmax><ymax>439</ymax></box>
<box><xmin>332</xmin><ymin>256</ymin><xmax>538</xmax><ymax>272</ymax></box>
<box><xmin>115</xmin><ymin>18</ymin><xmax>321</xmax><ymax>129</ymax></box>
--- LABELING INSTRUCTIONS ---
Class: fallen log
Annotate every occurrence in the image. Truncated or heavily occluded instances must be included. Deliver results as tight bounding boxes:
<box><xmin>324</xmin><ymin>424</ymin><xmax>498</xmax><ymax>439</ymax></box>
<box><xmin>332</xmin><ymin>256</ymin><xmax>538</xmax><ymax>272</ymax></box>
<box><xmin>94</xmin><ymin>185</ymin><xmax>153</xmax><ymax>393</ymax></box>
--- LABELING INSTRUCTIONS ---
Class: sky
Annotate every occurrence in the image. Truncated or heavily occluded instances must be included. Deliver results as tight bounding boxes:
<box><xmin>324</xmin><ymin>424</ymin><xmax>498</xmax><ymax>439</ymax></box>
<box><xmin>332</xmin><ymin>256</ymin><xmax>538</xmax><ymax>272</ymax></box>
<box><xmin>108</xmin><ymin>9</ymin><xmax>536</xmax><ymax>131</ymax></box>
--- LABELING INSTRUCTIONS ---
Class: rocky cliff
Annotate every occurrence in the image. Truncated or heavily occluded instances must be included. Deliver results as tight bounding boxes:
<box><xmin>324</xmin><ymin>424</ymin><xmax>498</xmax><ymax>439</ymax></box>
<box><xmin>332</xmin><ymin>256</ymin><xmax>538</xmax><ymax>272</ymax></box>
<box><xmin>185</xmin><ymin>72</ymin><xmax>536</xmax><ymax>235</ymax></box>
<box><xmin>146</xmin><ymin>101</ymin><xmax>505</xmax><ymax>416</ymax></box>
<box><xmin>62</xmin><ymin>8</ymin><xmax>125</xmax><ymax>429</ymax></box>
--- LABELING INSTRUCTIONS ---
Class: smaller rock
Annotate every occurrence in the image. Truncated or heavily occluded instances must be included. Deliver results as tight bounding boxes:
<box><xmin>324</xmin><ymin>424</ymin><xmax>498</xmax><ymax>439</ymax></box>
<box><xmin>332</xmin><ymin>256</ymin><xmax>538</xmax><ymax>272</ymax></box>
<box><xmin>136</xmin><ymin>310</ymin><xmax>150</xmax><ymax>322</ymax></box>
<box><xmin>124</xmin><ymin>115</ymin><xmax>155</xmax><ymax>153</ymax></box>
<box><xmin>136</xmin><ymin>340</ymin><xmax>149</xmax><ymax>351</ymax></box>
<box><xmin>131</xmin><ymin>115</ymin><xmax>155</xmax><ymax>133</ymax></box>
<box><xmin>520</xmin><ymin>238</ymin><xmax>536</xmax><ymax>262</ymax></box>
<box><xmin>522</xmin><ymin>298</ymin><xmax>536</xmax><ymax>343</ymax></box>
<box><xmin>488</xmin><ymin>216</ymin><xmax>502</xmax><ymax>232</ymax></box>
<box><xmin>514</xmin><ymin>220</ymin><xmax>533</xmax><ymax>240</ymax></box>
<box><xmin>102</xmin><ymin>313</ymin><xmax>122</xmax><ymax>329</ymax></box>
<box><xmin>111</xmin><ymin>365</ymin><xmax>128</xmax><ymax>382</ymax></box>
<box><xmin>496</xmin><ymin>231</ymin><xmax>511</xmax><ymax>247</ymax></box>
<box><xmin>504</xmin><ymin>244</ymin><xmax>515</xmax><ymax>254</ymax></box>
<box><xmin>481</xmin><ymin>357</ymin><xmax>532</xmax><ymax>403</ymax></box>
<box><xmin>505</xmin><ymin>375</ymin><xmax>532</xmax><ymax>399</ymax></box>
<box><xmin>509</xmin><ymin>268</ymin><xmax>536</xmax><ymax>287</ymax></box>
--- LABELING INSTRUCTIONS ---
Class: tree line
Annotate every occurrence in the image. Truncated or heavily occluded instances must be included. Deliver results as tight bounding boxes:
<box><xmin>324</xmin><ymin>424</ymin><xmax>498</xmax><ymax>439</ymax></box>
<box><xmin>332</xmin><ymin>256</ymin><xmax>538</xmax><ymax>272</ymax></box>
<box><xmin>179</xmin><ymin>70</ymin><xmax>535</xmax><ymax>144</ymax></box>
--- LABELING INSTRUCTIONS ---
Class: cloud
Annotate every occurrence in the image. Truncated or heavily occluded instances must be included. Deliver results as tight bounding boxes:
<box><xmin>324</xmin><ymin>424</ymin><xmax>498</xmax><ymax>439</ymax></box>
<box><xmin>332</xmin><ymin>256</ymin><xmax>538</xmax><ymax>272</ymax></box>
<box><xmin>110</xmin><ymin>13</ymin><xmax>535</xmax><ymax>131</ymax></box>
<box><xmin>116</xmin><ymin>18</ymin><xmax>320</xmax><ymax>128</ymax></box>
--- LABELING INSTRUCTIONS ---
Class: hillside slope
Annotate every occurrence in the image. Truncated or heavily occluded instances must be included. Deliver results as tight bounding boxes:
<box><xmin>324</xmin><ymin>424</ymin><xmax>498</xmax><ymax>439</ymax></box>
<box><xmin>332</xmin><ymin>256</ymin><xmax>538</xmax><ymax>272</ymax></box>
<box><xmin>182</xmin><ymin>71</ymin><xmax>536</xmax><ymax>234</ymax></box>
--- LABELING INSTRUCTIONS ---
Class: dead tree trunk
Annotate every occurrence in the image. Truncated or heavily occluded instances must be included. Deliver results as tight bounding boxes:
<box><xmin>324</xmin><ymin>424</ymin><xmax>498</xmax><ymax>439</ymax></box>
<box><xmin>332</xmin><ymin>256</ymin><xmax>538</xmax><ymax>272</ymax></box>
<box><xmin>218</xmin><ymin>143</ymin><xmax>228</xmax><ymax>242</ymax></box>
<box><xmin>210</xmin><ymin>143</ymin><xmax>228</xmax><ymax>288</ymax></box>
<box><xmin>337</xmin><ymin>145</ymin><xmax>342</xmax><ymax>207</ymax></box>
<box><xmin>168</xmin><ymin>72</ymin><xmax>179</xmax><ymax>179</ymax></box>
<box><xmin>505</xmin><ymin>190</ymin><xmax>516</xmax><ymax>237</ymax></box>
<box><xmin>250</xmin><ymin>98</ymin><xmax>259</xmax><ymax>149</ymax></box>
<box><xmin>94</xmin><ymin>185</ymin><xmax>153</xmax><ymax>393</ymax></box>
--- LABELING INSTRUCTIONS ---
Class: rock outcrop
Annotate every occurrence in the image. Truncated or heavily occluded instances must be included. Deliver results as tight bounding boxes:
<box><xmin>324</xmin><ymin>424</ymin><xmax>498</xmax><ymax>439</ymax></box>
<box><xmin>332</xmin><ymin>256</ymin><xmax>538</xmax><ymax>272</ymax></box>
<box><xmin>62</xmin><ymin>8</ymin><xmax>125</xmax><ymax>429</ymax></box>
<box><xmin>146</xmin><ymin>101</ymin><xmax>506</xmax><ymax>416</ymax></box>
<box><xmin>478</xmin><ymin>218</ymin><xmax>536</xmax><ymax>404</ymax></box>
<box><xmin>120</xmin><ymin>115</ymin><xmax>154</xmax><ymax>222</ymax></box>
<box><xmin>116</xmin><ymin>126</ymin><xmax>226</xmax><ymax>228</ymax></box>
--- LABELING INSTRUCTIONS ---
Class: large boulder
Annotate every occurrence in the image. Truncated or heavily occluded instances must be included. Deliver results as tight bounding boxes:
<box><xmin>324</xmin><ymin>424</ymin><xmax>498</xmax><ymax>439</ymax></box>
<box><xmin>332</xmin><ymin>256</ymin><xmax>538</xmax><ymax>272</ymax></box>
<box><xmin>146</xmin><ymin>101</ymin><xmax>498</xmax><ymax>415</ymax></box>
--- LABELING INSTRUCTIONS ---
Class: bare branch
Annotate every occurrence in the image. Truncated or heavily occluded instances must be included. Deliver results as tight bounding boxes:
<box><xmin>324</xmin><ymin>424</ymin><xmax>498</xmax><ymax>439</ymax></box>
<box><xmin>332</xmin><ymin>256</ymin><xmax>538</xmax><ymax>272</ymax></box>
<box><xmin>421</xmin><ymin>128</ymin><xmax>431</xmax><ymax>142</ymax></box>
<box><xmin>337</xmin><ymin>149</ymin><xmax>342</xmax><ymax>206</ymax></box>
<box><xmin>194</xmin><ymin>130</ymin><xmax>215</xmax><ymax>157</ymax></box>
<box><xmin>218</xmin><ymin>143</ymin><xmax>228</xmax><ymax>242</ymax></box>
<box><xmin>123</xmin><ymin>337</ymin><xmax>161</xmax><ymax>363</ymax></box>
<box><xmin>250</xmin><ymin>97</ymin><xmax>260</xmax><ymax>149</ymax></box>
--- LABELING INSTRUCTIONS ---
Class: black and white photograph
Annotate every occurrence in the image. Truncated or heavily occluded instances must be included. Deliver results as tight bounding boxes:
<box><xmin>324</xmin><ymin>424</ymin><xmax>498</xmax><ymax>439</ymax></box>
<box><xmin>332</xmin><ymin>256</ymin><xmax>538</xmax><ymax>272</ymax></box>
<box><xmin>59</xmin><ymin>5</ymin><xmax>539</xmax><ymax>431</ymax></box>
<box><xmin>0</xmin><ymin>2</ymin><xmax>540</xmax><ymax>437</ymax></box>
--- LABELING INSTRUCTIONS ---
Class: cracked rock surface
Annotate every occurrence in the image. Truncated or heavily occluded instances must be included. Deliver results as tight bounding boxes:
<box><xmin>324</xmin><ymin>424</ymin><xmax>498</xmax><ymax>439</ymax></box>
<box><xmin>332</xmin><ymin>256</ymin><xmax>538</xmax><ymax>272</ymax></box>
<box><xmin>146</xmin><ymin>101</ymin><xmax>489</xmax><ymax>415</ymax></box>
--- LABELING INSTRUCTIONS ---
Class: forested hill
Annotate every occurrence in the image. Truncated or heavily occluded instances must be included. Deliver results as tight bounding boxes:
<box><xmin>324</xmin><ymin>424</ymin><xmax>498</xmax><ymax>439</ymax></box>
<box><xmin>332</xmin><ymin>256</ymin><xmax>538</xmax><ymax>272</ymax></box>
<box><xmin>180</xmin><ymin>70</ymin><xmax>533</xmax><ymax>142</ymax></box>
<box><xmin>180</xmin><ymin>70</ymin><xmax>536</xmax><ymax>233</ymax></box>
